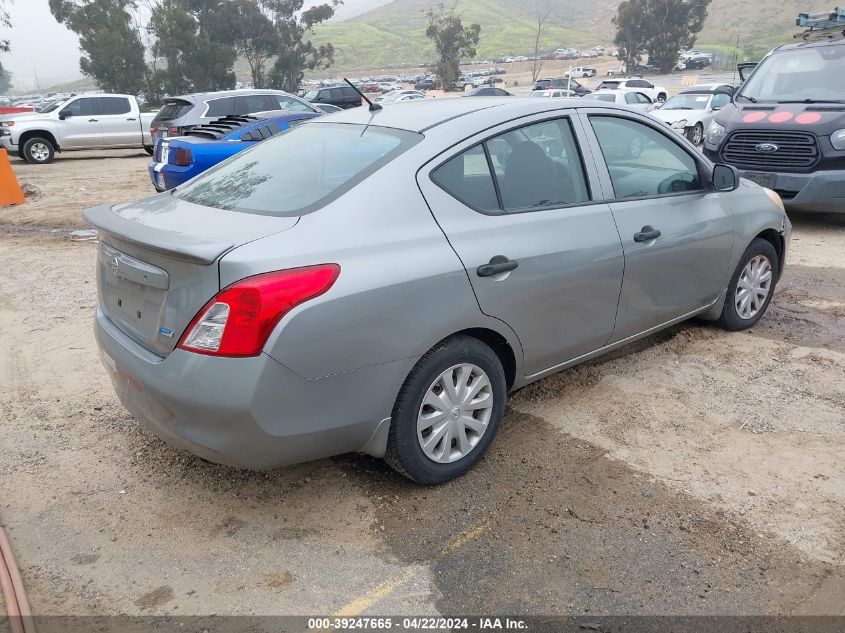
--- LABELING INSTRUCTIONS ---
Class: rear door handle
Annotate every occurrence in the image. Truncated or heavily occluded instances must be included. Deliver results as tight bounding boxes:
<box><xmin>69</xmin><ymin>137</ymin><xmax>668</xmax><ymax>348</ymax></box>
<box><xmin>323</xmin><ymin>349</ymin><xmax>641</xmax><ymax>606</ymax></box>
<box><xmin>126</xmin><ymin>117</ymin><xmax>137</xmax><ymax>121</ymax></box>
<box><xmin>477</xmin><ymin>255</ymin><xmax>518</xmax><ymax>277</ymax></box>
<box><xmin>633</xmin><ymin>225</ymin><xmax>661</xmax><ymax>242</ymax></box>
<box><xmin>88</xmin><ymin>118</ymin><xmax>99</xmax><ymax>122</ymax></box>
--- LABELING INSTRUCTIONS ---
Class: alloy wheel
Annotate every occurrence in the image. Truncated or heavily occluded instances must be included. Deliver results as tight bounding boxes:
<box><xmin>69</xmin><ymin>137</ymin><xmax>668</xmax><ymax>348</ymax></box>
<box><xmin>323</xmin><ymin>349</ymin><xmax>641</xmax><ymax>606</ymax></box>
<box><xmin>417</xmin><ymin>363</ymin><xmax>494</xmax><ymax>464</ymax></box>
<box><xmin>30</xmin><ymin>142</ymin><xmax>50</xmax><ymax>162</ymax></box>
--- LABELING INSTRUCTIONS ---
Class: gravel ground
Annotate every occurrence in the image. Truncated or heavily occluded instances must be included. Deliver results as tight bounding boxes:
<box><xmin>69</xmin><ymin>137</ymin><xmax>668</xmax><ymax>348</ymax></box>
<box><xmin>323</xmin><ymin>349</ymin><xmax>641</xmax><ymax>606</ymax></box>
<box><xmin>0</xmin><ymin>149</ymin><xmax>843</xmax><ymax>619</ymax></box>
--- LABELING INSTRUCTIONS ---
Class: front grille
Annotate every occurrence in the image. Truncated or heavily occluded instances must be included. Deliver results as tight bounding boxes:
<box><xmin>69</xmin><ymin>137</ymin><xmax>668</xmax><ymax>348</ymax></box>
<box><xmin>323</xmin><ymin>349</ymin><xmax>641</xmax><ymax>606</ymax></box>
<box><xmin>721</xmin><ymin>130</ymin><xmax>819</xmax><ymax>171</ymax></box>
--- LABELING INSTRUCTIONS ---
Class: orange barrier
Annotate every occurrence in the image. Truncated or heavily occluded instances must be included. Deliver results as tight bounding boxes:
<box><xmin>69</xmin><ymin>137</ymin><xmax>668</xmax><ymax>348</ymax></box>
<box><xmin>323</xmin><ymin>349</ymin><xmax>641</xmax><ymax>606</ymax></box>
<box><xmin>0</xmin><ymin>148</ymin><xmax>25</xmax><ymax>207</ymax></box>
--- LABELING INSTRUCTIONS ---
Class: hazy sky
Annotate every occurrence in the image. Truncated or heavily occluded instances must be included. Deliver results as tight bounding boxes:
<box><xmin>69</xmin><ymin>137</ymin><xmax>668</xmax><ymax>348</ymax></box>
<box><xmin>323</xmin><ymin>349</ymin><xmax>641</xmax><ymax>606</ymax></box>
<box><xmin>1</xmin><ymin>0</ymin><xmax>394</xmax><ymax>90</ymax></box>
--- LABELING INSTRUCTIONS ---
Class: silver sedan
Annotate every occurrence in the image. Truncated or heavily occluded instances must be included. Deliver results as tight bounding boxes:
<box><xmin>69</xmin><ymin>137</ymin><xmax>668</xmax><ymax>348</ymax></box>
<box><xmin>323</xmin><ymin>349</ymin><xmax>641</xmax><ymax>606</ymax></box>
<box><xmin>86</xmin><ymin>98</ymin><xmax>790</xmax><ymax>484</ymax></box>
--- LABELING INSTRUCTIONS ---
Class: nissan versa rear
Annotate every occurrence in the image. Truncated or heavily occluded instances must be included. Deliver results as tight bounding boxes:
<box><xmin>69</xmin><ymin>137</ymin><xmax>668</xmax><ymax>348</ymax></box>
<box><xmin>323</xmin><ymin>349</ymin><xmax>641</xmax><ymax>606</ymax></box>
<box><xmin>87</xmin><ymin>99</ymin><xmax>790</xmax><ymax>484</ymax></box>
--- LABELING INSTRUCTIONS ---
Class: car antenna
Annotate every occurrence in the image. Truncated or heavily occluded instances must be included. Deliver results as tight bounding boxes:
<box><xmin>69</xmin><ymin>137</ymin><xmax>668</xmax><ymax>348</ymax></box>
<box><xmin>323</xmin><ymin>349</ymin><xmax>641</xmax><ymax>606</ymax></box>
<box><xmin>344</xmin><ymin>78</ymin><xmax>382</xmax><ymax>112</ymax></box>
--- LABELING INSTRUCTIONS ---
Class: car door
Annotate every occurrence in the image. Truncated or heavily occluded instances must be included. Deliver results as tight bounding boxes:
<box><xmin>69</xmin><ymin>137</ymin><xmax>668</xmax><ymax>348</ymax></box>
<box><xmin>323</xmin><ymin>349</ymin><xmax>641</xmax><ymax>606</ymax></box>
<box><xmin>417</xmin><ymin>114</ymin><xmax>625</xmax><ymax>377</ymax></box>
<box><xmin>580</xmin><ymin>111</ymin><xmax>734</xmax><ymax>341</ymax></box>
<box><xmin>57</xmin><ymin>97</ymin><xmax>103</xmax><ymax>148</ymax></box>
<box><xmin>97</xmin><ymin>97</ymin><xmax>137</xmax><ymax>146</ymax></box>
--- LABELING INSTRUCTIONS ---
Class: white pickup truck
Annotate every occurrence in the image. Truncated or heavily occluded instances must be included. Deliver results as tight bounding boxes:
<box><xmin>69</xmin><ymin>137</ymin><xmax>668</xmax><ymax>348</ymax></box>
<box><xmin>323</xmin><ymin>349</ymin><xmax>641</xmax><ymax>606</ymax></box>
<box><xmin>564</xmin><ymin>66</ymin><xmax>597</xmax><ymax>78</ymax></box>
<box><xmin>0</xmin><ymin>94</ymin><xmax>157</xmax><ymax>164</ymax></box>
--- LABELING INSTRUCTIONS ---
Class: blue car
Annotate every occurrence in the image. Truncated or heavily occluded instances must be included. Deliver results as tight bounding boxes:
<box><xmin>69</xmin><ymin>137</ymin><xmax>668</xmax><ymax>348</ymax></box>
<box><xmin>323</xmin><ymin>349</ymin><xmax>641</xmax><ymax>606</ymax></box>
<box><xmin>148</xmin><ymin>111</ymin><xmax>321</xmax><ymax>191</ymax></box>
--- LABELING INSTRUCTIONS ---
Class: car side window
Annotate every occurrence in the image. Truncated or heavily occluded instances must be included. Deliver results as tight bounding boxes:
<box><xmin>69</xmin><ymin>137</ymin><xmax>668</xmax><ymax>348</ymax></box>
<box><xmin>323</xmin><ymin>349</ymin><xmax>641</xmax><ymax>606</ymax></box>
<box><xmin>432</xmin><ymin>145</ymin><xmax>500</xmax><ymax>213</ymax></box>
<box><xmin>237</xmin><ymin>94</ymin><xmax>277</xmax><ymax>113</ymax></box>
<box><xmin>275</xmin><ymin>95</ymin><xmax>313</xmax><ymax>112</ymax></box>
<box><xmin>432</xmin><ymin>117</ymin><xmax>590</xmax><ymax>215</ymax></box>
<box><xmin>624</xmin><ymin>92</ymin><xmax>639</xmax><ymax>104</ymax></box>
<box><xmin>330</xmin><ymin>88</ymin><xmax>344</xmax><ymax>101</ymax></box>
<box><xmin>590</xmin><ymin>115</ymin><xmax>703</xmax><ymax>199</ymax></box>
<box><xmin>98</xmin><ymin>97</ymin><xmax>131</xmax><ymax>115</ymax></box>
<box><xmin>637</xmin><ymin>93</ymin><xmax>652</xmax><ymax>103</ymax></box>
<box><xmin>711</xmin><ymin>93</ymin><xmax>730</xmax><ymax>110</ymax></box>
<box><xmin>63</xmin><ymin>97</ymin><xmax>98</xmax><ymax>117</ymax></box>
<box><xmin>342</xmin><ymin>87</ymin><xmax>359</xmax><ymax>100</ymax></box>
<box><xmin>205</xmin><ymin>97</ymin><xmax>236</xmax><ymax>117</ymax></box>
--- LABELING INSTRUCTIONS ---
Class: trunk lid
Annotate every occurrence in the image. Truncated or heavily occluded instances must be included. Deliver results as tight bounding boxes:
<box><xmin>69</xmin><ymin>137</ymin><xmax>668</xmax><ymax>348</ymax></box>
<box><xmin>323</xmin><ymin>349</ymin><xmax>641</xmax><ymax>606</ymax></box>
<box><xmin>85</xmin><ymin>195</ymin><xmax>299</xmax><ymax>357</ymax></box>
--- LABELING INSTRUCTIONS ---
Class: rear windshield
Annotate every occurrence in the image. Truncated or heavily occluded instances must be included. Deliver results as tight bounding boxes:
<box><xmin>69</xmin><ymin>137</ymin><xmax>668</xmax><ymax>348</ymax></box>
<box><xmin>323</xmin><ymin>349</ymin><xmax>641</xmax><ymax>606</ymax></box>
<box><xmin>174</xmin><ymin>123</ymin><xmax>421</xmax><ymax>216</ymax></box>
<box><xmin>597</xmin><ymin>81</ymin><xmax>621</xmax><ymax>90</ymax></box>
<box><xmin>153</xmin><ymin>100</ymin><xmax>193</xmax><ymax>122</ymax></box>
<box><xmin>590</xmin><ymin>94</ymin><xmax>616</xmax><ymax>102</ymax></box>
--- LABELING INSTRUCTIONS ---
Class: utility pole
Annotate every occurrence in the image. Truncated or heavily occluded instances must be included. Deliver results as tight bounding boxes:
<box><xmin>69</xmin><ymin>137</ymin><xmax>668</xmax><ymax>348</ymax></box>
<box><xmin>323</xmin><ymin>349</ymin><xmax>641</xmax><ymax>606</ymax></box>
<box><xmin>33</xmin><ymin>68</ymin><xmax>40</xmax><ymax>90</ymax></box>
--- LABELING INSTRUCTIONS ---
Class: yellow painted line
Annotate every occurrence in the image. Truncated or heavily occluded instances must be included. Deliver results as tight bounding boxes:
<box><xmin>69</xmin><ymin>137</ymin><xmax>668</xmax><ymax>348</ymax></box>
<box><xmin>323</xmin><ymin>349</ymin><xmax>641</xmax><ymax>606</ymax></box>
<box><xmin>439</xmin><ymin>518</ymin><xmax>491</xmax><ymax>556</ymax></box>
<box><xmin>331</xmin><ymin>518</ymin><xmax>491</xmax><ymax>617</ymax></box>
<box><xmin>332</xmin><ymin>564</ymin><xmax>423</xmax><ymax>617</ymax></box>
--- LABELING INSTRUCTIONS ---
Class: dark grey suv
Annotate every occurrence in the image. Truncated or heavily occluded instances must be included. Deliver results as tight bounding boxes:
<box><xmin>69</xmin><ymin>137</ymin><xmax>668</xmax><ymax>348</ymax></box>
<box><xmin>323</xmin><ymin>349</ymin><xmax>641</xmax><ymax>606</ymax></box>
<box><xmin>304</xmin><ymin>86</ymin><xmax>363</xmax><ymax>109</ymax></box>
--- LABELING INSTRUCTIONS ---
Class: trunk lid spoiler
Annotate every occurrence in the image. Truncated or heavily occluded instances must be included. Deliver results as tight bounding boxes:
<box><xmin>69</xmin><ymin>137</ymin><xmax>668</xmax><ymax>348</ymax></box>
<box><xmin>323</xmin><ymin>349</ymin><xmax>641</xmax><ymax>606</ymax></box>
<box><xmin>84</xmin><ymin>195</ymin><xmax>299</xmax><ymax>265</ymax></box>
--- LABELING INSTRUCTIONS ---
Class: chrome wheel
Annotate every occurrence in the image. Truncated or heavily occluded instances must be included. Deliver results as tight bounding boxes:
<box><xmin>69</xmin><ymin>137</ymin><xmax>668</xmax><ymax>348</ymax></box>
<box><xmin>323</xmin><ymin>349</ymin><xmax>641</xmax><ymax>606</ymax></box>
<box><xmin>690</xmin><ymin>124</ymin><xmax>703</xmax><ymax>145</ymax></box>
<box><xmin>735</xmin><ymin>255</ymin><xmax>772</xmax><ymax>320</ymax></box>
<box><xmin>417</xmin><ymin>363</ymin><xmax>493</xmax><ymax>464</ymax></box>
<box><xmin>30</xmin><ymin>142</ymin><xmax>50</xmax><ymax>162</ymax></box>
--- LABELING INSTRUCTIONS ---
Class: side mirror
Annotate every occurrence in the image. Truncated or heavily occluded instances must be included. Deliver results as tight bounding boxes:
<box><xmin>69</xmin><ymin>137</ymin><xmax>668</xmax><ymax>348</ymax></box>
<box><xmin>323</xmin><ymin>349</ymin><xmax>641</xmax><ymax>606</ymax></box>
<box><xmin>712</xmin><ymin>163</ymin><xmax>739</xmax><ymax>192</ymax></box>
<box><xmin>58</xmin><ymin>110</ymin><xmax>69</xmax><ymax>120</ymax></box>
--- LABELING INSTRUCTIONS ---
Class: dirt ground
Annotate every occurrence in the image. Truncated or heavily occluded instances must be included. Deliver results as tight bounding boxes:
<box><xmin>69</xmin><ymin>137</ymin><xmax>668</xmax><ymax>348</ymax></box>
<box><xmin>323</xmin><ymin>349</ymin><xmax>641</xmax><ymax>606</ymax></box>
<box><xmin>0</xmin><ymin>144</ymin><xmax>843</xmax><ymax>621</ymax></box>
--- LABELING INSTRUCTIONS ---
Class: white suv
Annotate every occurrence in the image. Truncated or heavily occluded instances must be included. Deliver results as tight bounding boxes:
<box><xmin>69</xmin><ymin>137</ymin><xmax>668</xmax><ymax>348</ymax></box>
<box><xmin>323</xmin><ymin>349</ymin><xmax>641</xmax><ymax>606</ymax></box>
<box><xmin>595</xmin><ymin>78</ymin><xmax>667</xmax><ymax>102</ymax></box>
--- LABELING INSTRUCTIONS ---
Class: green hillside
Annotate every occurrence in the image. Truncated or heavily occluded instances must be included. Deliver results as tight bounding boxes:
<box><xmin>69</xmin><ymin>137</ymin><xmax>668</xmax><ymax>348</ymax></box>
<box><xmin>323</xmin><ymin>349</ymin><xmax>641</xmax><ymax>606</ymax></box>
<box><xmin>310</xmin><ymin>0</ymin><xmax>836</xmax><ymax>70</ymax></box>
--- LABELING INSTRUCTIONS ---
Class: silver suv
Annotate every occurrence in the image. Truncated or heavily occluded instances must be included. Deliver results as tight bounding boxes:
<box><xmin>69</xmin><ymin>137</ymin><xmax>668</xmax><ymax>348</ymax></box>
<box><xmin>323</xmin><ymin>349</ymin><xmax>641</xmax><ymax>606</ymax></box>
<box><xmin>149</xmin><ymin>89</ymin><xmax>318</xmax><ymax>142</ymax></box>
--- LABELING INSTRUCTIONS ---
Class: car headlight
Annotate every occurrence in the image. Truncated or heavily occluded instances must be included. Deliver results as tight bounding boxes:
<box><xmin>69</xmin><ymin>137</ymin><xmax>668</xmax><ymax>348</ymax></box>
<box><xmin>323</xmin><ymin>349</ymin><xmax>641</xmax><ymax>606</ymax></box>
<box><xmin>763</xmin><ymin>188</ymin><xmax>784</xmax><ymax>212</ymax></box>
<box><xmin>671</xmin><ymin>119</ymin><xmax>688</xmax><ymax>130</ymax></box>
<box><xmin>831</xmin><ymin>129</ymin><xmax>845</xmax><ymax>151</ymax></box>
<box><xmin>705</xmin><ymin>120</ymin><xmax>726</xmax><ymax>145</ymax></box>
<box><xmin>0</xmin><ymin>121</ymin><xmax>13</xmax><ymax>127</ymax></box>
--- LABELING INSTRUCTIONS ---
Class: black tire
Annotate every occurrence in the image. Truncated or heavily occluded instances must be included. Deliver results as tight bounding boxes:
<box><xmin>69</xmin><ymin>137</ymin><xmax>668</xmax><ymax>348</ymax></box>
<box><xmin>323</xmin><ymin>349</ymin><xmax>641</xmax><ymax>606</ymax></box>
<box><xmin>657</xmin><ymin>92</ymin><xmax>667</xmax><ymax>102</ymax></box>
<box><xmin>716</xmin><ymin>238</ymin><xmax>779</xmax><ymax>331</ymax></box>
<box><xmin>22</xmin><ymin>137</ymin><xmax>55</xmax><ymax>164</ymax></box>
<box><xmin>143</xmin><ymin>145</ymin><xmax>154</xmax><ymax>156</ymax></box>
<box><xmin>384</xmin><ymin>335</ymin><xmax>506</xmax><ymax>484</ymax></box>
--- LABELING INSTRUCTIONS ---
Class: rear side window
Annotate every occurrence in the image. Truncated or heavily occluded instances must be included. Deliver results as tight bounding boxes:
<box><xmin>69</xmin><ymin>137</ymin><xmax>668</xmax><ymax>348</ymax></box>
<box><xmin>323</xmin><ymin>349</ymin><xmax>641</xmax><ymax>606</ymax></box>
<box><xmin>590</xmin><ymin>115</ymin><xmax>702</xmax><ymax>199</ymax></box>
<box><xmin>431</xmin><ymin>145</ymin><xmax>499</xmax><ymax>213</ymax></box>
<box><xmin>154</xmin><ymin>100</ymin><xmax>193</xmax><ymax>122</ymax></box>
<box><xmin>175</xmin><ymin>123</ymin><xmax>420</xmax><ymax>216</ymax></box>
<box><xmin>432</xmin><ymin>118</ymin><xmax>590</xmax><ymax>214</ymax></box>
<box><xmin>205</xmin><ymin>97</ymin><xmax>236</xmax><ymax>117</ymax></box>
<box><xmin>237</xmin><ymin>94</ymin><xmax>277</xmax><ymax>114</ymax></box>
<box><xmin>99</xmin><ymin>97</ymin><xmax>131</xmax><ymax>115</ymax></box>
<box><xmin>342</xmin><ymin>87</ymin><xmax>359</xmax><ymax>99</ymax></box>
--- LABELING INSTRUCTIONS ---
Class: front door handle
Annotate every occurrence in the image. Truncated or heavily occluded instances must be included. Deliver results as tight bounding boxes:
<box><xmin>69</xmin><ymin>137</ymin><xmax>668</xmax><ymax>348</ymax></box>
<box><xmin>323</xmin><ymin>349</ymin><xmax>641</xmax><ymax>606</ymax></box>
<box><xmin>88</xmin><ymin>118</ymin><xmax>99</xmax><ymax>122</ymax></box>
<box><xmin>126</xmin><ymin>117</ymin><xmax>137</xmax><ymax>121</ymax></box>
<box><xmin>477</xmin><ymin>255</ymin><xmax>518</xmax><ymax>277</ymax></box>
<box><xmin>633</xmin><ymin>225</ymin><xmax>661</xmax><ymax>242</ymax></box>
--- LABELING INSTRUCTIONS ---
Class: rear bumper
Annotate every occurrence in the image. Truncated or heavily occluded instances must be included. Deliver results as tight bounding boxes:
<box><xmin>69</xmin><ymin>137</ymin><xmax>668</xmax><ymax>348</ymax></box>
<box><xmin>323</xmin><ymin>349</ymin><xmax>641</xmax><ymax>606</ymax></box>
<box><xmin>94</xmin><ymin>306</ymin><xmax>409</xmax><ymax>469</ymax></box>
<box><xmin>147</xmin><ymin>160</ymin><xmax>193</xmax><ymax>192</ymax></box>
<box><xmin>704</xmin><ymin>148</ymin><xmax>845</xmax><ymax>213</ymax></box>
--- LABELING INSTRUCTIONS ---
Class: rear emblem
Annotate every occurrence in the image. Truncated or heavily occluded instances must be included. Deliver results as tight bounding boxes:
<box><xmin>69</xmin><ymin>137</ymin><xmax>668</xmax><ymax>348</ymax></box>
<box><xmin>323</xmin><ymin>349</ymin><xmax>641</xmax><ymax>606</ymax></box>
<box><xmin>110</xmin><ymin>256</ymin><xmax>120</xmax><ymax>275</ymax></box>
<box><xmin>755</xmin><ymin>143</ymin><xmax>779</xmax><ymax>153</ymax></box>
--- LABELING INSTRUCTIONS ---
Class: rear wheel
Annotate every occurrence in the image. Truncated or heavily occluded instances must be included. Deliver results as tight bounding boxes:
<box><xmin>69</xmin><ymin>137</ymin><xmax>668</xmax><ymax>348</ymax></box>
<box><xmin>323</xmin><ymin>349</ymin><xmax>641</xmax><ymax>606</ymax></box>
<box><xmin>657</xmin><ymin>92</ymin><xmax>667</xmax><ymax>102</ymax></box>
<box><xmin>385</xmin><ymin>335</ymin><xmax>506</xmax><ymax>484</ymax></box>
<box><xmin>22</xmin><ymin>137</ymin><xmax>55</xmax><ymax>164</ymax></box>
<box><xmin>143</xmin><ymin>145</ymin><xmax>154</xmax><ymax>156</ymax></box>
<box><xmin>717</xmin><ymin>238</ymin><xmax>778</xmax><ymax>331</ymax></box>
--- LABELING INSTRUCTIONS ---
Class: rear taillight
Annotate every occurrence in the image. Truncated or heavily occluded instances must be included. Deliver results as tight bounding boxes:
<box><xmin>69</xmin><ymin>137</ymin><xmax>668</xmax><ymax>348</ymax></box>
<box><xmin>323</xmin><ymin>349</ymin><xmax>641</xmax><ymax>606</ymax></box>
<box><xmin>168</xmin><ymin>126</ymin><xmax>179</xmax><ymax>136</ymax></box>
<box><xmin>178</xmin><ymin>265</ymin><xmax>340</xmax><ymax>357</ymax></box>
<box><xmin>150</xmin><ymin>127</ymin><xmax>158</xmax><ymax>134</ymax></box>
<box><xmin>173</xmin><ymin>148</ymin><xmax>191</xmax><ymax>166</ymax></box>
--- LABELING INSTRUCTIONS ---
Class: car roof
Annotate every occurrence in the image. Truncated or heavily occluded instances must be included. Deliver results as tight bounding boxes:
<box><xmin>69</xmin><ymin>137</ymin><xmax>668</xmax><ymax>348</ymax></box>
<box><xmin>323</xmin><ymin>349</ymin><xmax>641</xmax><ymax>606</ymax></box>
<box><xmin>168</xmin><ymin>89</ymin><xmax>296</xmax><ymax>102</ymax></box>
<box><xmin>679</xmin><ymin>84</ymin><xmax>732</xmax><ymax>94</ymax></box>
<box><xmin>776</xmin><ymin>37</ymin><xmax>845</xmax><ymax>52</ymax></box>
<box><xmin>320</xmin><ymin>97</ymin><xmax>625</xmax><ymax>133</ymax></box>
